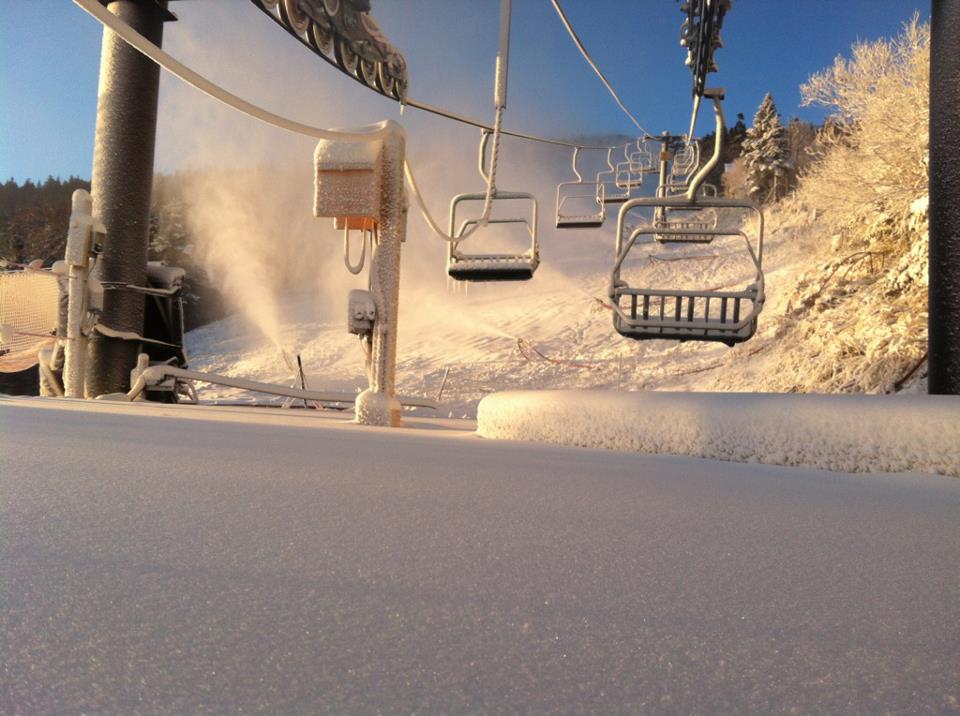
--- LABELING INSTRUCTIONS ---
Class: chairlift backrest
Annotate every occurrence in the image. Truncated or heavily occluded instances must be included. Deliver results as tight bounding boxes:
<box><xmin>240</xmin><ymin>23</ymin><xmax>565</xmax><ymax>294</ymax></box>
<box><xmin>597</xmin><ymin>147</ymin><xmax>636</xmax><ymax>203</ymax></box>
<box><xmin>447</xmin><ymin>190</ymin><xmax>539</xmax><ymax>282</ymax></box>
<box><xmin>556</xmin><ymin>147</ymin><xmax>605</xmax><ymax>228</ymax></box>
<box><xmin>608</xmin><ymin>194</ymin><xmax>765</xmax><ymax>345</ymax></box>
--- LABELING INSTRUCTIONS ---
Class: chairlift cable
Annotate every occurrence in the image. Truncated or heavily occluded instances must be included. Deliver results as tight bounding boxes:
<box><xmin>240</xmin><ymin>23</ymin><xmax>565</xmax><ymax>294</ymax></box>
<box><xmin>403</xmin><ymin>98</ymin><xmax>616</xmax><ymax>149</ymax></box>
<box><xmin>75</xmin><ymin>0</ymin><xmax>627</xmax><ymax>152</ymax></box>
<box><xmin>71</xmin><ymin>0</ymin><xmax>639</xmax><ymax>246</ymax></box>
<box><xmin>547</xmin><ymin>0</ymin><xmax>653</xmax><ymax>138</ymax></box>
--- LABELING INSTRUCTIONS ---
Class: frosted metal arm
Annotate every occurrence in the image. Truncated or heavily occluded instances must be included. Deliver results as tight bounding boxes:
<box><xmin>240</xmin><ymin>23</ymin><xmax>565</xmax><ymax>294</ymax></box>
<box><xmin>685</xmin><ymin>91</ymin><xmax>725</xmax><ymax>201</ymax></box>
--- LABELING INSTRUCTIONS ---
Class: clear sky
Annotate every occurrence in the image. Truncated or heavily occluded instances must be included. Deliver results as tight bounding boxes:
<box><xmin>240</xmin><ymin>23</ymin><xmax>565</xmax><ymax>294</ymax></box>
<box><xmin>0</xmin><ymin>1</ymin><xmax>929</xmax><ymax>183</ymax></box>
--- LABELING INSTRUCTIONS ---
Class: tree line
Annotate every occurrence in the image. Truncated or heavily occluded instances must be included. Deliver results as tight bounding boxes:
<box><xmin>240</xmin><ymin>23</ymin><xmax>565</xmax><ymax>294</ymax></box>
<box><xmin>0</xmin><ymin>174</ymin><xmax>226</xmax><ymax>330</ymax></box>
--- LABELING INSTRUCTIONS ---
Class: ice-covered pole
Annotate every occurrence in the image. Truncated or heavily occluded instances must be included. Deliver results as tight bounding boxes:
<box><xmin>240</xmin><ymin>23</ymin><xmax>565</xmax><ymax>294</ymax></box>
<box><xmin>494</xmin><ymin>0</ymin><xmax>512</xmax><ymax>110</ymax></box>
<box><xmin>85</xmin><ymin>0</ymin><xmax>174</xmax><ymax>397</ymax></box>
<box><xmin>358</xmin><ymin>126</ymin><xmax>406</xmax><ymax>426</ymax></box>
<box><xmin>63</xmin><ymin>190</ymin><xmax>102</xmax><ymax>398</ymax></box>
<box><xmin>929</xmin><ymin>0</ymin><xmax>960</xmax><ymax>394</ymax></box>
<box><xmin>315</xmin><ymin>122</ymin><xmax>407</xmax><ymax>427</ymax></box>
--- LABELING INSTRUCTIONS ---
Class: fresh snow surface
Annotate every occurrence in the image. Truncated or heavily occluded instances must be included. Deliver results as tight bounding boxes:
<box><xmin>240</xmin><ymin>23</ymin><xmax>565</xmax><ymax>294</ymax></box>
<box><xmin>478</xmin><ymin>390</ymin><xmax>960</xmax><ymax>476</ymax></box>
<box><xmin>3</xmin><ymin>396</ymin><xmax>959</xmax><ymax>713</ymax></box>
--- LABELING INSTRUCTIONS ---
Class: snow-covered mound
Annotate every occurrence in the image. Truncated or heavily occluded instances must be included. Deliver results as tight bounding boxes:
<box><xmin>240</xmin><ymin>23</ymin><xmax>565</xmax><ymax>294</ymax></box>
<box><xmin>478</xmin><ymin>390</ymin><xmax>960</xmax><ymax>476</ymax></box>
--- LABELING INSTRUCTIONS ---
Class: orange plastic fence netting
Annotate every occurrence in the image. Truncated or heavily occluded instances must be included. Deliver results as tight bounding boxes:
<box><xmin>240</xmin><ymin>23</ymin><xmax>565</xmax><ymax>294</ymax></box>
<box><xmin>0</xmin><ymin>270</ymin><xmax>60</xmax><ymax>373</ymax></box>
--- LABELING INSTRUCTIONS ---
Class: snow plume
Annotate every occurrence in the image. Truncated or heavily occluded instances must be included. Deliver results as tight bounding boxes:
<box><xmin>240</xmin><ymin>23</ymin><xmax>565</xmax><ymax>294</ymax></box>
<box><xmin>178</xmin><ymin>165</ymin><xmax>319</xmax><ymax>358</ymax></box>
<box><xmin>151</xmin><ymin>2</ymin><xmax>654</xmax><ymax>390</ymax></box>
<box><xmin>149</xmin><ymin>1</ymin><xmax>390</xmax><ymax>368</ymax></box>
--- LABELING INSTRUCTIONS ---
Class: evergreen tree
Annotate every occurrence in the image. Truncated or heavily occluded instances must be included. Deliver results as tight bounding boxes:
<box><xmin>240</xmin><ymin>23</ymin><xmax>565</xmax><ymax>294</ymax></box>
<box><xmin>742</xmin><ymin>93</ymin><xmax>792</xmax><ymax>203</ymax></box>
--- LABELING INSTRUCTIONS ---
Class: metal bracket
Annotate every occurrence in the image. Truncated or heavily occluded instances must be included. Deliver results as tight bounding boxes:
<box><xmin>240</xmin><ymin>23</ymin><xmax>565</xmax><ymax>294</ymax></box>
<box><xmin>97</xmin><ymin>0</ymin><xmax>178</xmax><ymax>22</ymax></box>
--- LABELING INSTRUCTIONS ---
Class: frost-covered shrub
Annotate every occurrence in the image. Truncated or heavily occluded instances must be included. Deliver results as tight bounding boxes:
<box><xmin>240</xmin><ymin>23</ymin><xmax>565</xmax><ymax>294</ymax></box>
<box><xmin>798</xmin><ymin>15</ymin><xmax>929</xmax><ymax>237</ymax></box>
<box><xmin>754</xmin><ymin>17</ymin><xmax>930</xmax><ymax>394</ymax></box>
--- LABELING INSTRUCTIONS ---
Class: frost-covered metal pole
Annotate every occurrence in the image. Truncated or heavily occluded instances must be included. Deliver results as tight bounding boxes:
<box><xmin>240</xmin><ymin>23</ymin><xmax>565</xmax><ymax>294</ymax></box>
<box><xmin>314</xmin><ymin>122</ymin><xmax>407</xmax><ymax>427</ymax></box>
<box><xmin>929</xmin><ymin>0</ymin><xmax>960</xmax><ymax>394</ymax></box>
<box><xmin>655</xmin><ymin>132</ymin><xmax>671</xmax><ymax>225</ymax></box>
<box><xmin>63</xmin><ymin>190</ymin><xmax>103</xmax><ymax>398</ymax></box>
<box><xmin>85</xmin><ymin>0</ymin><xmax>174</xmax><ymax>397</ymax></box>
<box><xmin>356</xmin><ymin>126</ymin><xmax>407</xmax><ymax>427</ymax></box>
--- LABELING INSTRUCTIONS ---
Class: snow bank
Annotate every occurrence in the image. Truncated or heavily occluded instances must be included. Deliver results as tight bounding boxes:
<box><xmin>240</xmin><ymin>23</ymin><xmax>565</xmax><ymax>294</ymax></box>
<box><xmin>477</xmin><ymin>390</ymin><xmax>960</xmax><ymax>476</ymax></box>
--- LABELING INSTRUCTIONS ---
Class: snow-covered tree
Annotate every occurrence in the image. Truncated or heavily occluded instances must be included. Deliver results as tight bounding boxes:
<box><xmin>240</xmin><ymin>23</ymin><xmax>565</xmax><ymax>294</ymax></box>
<box><xmin>742</xmin><ymin>93</ymin><xmax>792</xmax><ymax>203</ymax></box>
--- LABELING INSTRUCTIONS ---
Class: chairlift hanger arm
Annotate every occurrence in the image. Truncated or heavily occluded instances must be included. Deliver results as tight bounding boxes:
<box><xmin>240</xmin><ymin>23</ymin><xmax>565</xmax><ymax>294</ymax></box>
<box><xmin>684</xmin><ymin>89</ymin><xmax>725</xmax><ymax>200</ymax></box>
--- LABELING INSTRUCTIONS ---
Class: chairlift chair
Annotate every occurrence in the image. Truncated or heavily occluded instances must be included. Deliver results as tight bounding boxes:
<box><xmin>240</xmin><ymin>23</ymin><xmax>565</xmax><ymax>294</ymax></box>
<box><xmin>661</xmin><ymin>140</ymin><xmax>702</xmax><ymax>195</ymax></box>
<box><xmin>443</xmin><ymin>1</ymin><xmax>539</xmax><ymax>282</ymax></box>
<box><xmin>629</xmin><ymin>139</ymin><xmax>658</xmax><ymax>174</ymax></box>
<box><xmin>556</xmin><ymin>147</ymin><xmax>605</xmax><ymax>228</ymax></box>
<box><xmin>629</xmin><ymin>149</ymin><xmax>656</xmax><ymax>175</ymax></box>
<box><xmin>609</xmin><ymin>196</ymin><xmax>764</xmax><ymax>345</ymax></box>
<box><xmin>655</xmin><ymin>207</ymin><xmax>719</xmax><ymax>243</ymax></box>
<box><xmin>596</xmin><ymin>148</ymin><xmax>632</xmax><ymax>204</ymax></box>
<box><xmin>614</xmin><ymin>160</ymin><xmax>643</xmax><ymax>192</ymax></box>
<box><xmin>656</xmin><ymin>179</ymin><xmax>719</xmax><ymax>241</ymax></box>
<box><xmin>447</xmin><ymin>129</ymin><xmax>539</xmax><ymax>282</ymax></box>
<box><xmin>671</xmin><ymin>140</ymin><xmax>700</xmax><ymax>179</ymax></box>
<box><xmin>447</xmin><ymin>191</ymin><xmax>539</xmax><ymax>281</ymax></box>
<box><xmin>610</xmin><ymin>142</ymin><xmax>647</xmax><ymax>190</ymax></box>
<box><xmin>609</xmin><ymin>91</ymin><xmax>765</xmax><ymax>345</ymax></box>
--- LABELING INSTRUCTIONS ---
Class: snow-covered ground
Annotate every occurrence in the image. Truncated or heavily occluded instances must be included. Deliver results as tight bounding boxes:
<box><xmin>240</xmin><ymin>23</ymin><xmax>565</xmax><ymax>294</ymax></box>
<box><xmin>479</xmin><ymin>390</ymin><xmax>960</xmax><ymax>476</ymax></box>
<box><xmin>3</xmin><ymin>395</ymin><xmax>959</xmax><ymax>713</ymax></box>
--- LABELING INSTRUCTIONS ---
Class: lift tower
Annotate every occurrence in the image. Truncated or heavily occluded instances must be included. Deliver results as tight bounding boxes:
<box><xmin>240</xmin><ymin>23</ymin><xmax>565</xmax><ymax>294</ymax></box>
<box><xmin>929</xmin><ymin>0</ymin><xmax>960</xmax><ymax>394</ymax></box>
<box><xmin>84</xmin><ymin>0</ymin><xmax>176</xmax><ymax>397</ymax></box>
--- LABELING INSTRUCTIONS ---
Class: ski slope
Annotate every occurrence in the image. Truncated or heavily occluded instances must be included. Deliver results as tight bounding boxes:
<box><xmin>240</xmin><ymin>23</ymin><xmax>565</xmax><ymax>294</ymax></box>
<box><xmin>2</xmin><ymin>395</ymin><xmax>958</xmax><ymax>713</ymax></box>
<box><xmin>185</xmin><ymin>200</ymin><xmax>810</xmax><ymax>419</ymax></box>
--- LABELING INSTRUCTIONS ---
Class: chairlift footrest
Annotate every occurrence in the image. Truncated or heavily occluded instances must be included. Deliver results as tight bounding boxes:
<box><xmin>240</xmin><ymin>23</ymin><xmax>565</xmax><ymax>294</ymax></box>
<box><xmin>448</xmin><ymin>266</ymin><xmax>536</xmax><ymax>282</ymax></box>
<box><xmin>448</xmin><ymin>256</ymin><xmax>538</xmax><ymax>282</ymax></box>
<box><xmin>654</xmin><ymin>233</ymin><xmax>716</xmax><ymax>244</ymax></box>
<box><xmin>556</xmin><ymin>218</ymin><xmax>604</xmax><ymax>229</ymax></box>
<box><xmin>612</xmin><ymin>286</ymin><xmax>760</xmax><ymax>346</ymax></box>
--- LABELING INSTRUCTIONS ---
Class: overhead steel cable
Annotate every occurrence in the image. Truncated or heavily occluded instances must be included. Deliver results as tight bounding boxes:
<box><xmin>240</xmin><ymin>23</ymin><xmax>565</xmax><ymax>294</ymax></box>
<box><xmin>72</xmin><ymin>0</ymin><xmax>637</xmax><ymax>245</ymax></box>
<box><xmin>547</xmin><ymin>0</ymin><xmax>653</xmax><ymax>139</ymax></box>
<box><xmin>79</xmin><ymin>0</ymin><xmax>630</xmax><ymax>151</ymax></box>
<box><xmin>402</xmin><ymin>97</ymin><xmax>616</xmax><ymax>150</ymax></box>
<box><xmin>72</xmin><ymin>0</ymin><xmax>560</xmax><ymax>244</ymax></box>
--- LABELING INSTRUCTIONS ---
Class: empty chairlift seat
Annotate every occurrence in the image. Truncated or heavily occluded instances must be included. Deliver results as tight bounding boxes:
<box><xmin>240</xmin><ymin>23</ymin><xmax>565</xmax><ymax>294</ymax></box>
<box><xmin>671</xmin><ymin>142</ymin><xmax>699</xmax><ymax>179</ymax></box>
<box><xmin>655</xmin><ymin>179</ymin><xmax>719</xmax><ymax>241</ymax></box>
<box><xmin>614</xmin><ymin>159</ymin><xmax>644</xmax><ymax>193</ymax></box>
<box><xmin>555</xmin><ymin>147</ymin><xmax>605</xmax><ymax>228</ymax></box>
<box><xmin>661</xmin><ymin>141</ymin><xmax>705</xmax><ymax>197</ymax></box>
<box><xmin>620</xmin><ymin>145</ymin><xmax>655</xmax><ymax>189</ymax></box>
<box><xmin>655</xmin><ymin>201</ymin><xmax>719</xmax><ymax>243</ymax></box>
<box><xmin>596</xmin><ymin>147</ymin><xmax>635</xmax><ymax>205</ymax></box>
<box><xmin>447</xmin><ymin>191</ymin><xmax>540</xmax><ymax>282</ymax></box>
<box><xmin>609</xmin><ymin>195</ymin><xmax>765</xmax><ymax>346</ymax></box>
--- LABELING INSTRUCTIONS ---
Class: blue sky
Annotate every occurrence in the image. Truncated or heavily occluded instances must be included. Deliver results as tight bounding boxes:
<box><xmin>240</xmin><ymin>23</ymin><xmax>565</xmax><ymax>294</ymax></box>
<box><xmin>0</xmin><ymin>1</ymin><xmax>929</xmax><ymax>183</ymax></box>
